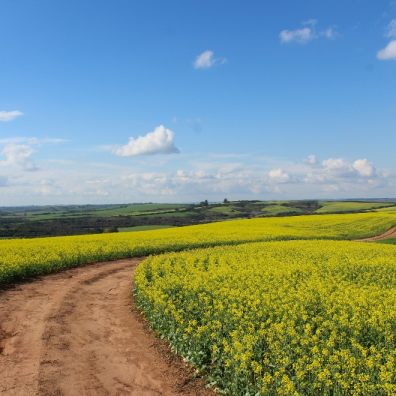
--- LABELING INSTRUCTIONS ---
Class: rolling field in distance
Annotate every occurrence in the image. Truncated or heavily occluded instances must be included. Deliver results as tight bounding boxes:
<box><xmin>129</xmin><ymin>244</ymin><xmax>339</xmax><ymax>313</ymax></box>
<box><xmin>1</xmin><ymin>199</ymin><xmax>395</xmax><ymax>238</ymax></box>
<box><xmin>316</xmin><ymin>201</ymin><xmax>393</xmax><ymax>214</ymax></box>
<box><xmin>1</xmin><ymin>211</ymin><xmax>396</xmax><ymax>286</ymax></box>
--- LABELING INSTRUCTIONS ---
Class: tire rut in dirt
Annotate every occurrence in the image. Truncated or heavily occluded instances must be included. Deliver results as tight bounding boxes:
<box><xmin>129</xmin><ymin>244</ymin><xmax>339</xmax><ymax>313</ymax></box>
<box><xmin>36</xmin><ymin>261</ymin><xmax>171</xmax><ymax>395</ymax></box>
<box><xmin>1</xmin><ymin>259</ymin><xmax>214</xmax><ymax>395</ymax></box>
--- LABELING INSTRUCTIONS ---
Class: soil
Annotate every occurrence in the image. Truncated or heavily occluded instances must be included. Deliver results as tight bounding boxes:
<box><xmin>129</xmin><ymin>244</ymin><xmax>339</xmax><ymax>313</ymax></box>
<box><xmin>356</xmin><ymin>226</ymin><xmax>396</xmax><ymax>242</ymax></box>
<box><xmin>0</xmin><ymin>259</ymin><xmax>215</xmax><ymax>395</ymax></box>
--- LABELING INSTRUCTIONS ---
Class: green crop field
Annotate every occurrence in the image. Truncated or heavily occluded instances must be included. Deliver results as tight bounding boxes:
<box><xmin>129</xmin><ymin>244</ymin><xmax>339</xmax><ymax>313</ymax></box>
<box><xmin>379</xmin><ymin>238</ymin><xmax>396</xmax><ymax>244</ymax></box>
<box><xmin>261</xmin><ymin>204</ymin><xmax>303</xmax><ymax>216</ymax></box>
<box><xmin>118</xmin><ymin>225</ymin><xmax>176</xmax><ymax>232</ymax></box>
<box><xmin>316</xmin><ymin>201</ymin><xmax>394</xmax><ymax>214</ymax></box>
<box><xmin>208</xmin><ymin>205</ymin><xmax>240</xmax><ymax>214</ymax></box>
<box><xmin>23</xmin><ymin>203</ymin><xmax>190</xmax><ymax>220</ymax></box>
<box><xmin>376</xmin><ymin>206</ymin><xmax>396</xmax><ymax>213</ymax></box>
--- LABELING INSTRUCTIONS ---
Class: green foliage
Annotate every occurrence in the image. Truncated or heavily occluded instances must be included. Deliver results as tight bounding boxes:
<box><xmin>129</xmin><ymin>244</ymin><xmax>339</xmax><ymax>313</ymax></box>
<box><xmin>316</xmin><ymin>201</ymin><xmax>394</xmax><ymax>214</ymax></box>
<box><xmin>118</xmin><ymin>225</ymin><xmax>175</xmax><ymax>232</ymax></box>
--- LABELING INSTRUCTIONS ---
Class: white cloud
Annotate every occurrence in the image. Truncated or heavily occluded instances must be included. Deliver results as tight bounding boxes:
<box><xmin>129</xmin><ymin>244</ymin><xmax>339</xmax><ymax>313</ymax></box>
<box><xmin>0</xmin><ymin>137</ymin><xmax>64</xmax><ymax>174</ymax></box>
<box><xmin>0</xmin><ymin>137</ymin><xmax>66</xmax><ymax>145</ymax></box>
<box><xmin>353</xmin><ymin>159</ymin><xmax>375</xmax><ymax>177</ymax></box>
<box><xmin>322</xmin><ymin>158</ymin><xmax>350</xmax><ymax>172</ymax></box>
<box><xmin>193</xmin><ymin>50</ymin><xmax>226</xmax><ymax>69</ymax></box>
<box><xmin>0</xmin><ymin>110</ymin><xmax>23</xmax><ymax>122</ymax></box>
<box><xmin>321</xmin><ymin>27</ymin><xmax>337</xmax><ymax>39</ymax></box>
<box><xmin>304</xmin><ymin>154</ymin><xmax>318</xmax><ymax>165</ymax></box>
<box><xmin>377</xmin><ymin>40</ymin><xmax>396</xmax><ymax>60</ymax></box>
<box><xmin>113</xmin><ymin>125</ymin><xmax>180</xmax><ymax>157</ymax></box>
<box><xmin>386</xmin><ymin>19</ymin><xmax>396</xmax><ymax>38</ymax></box>
<box><xmin>0</xmin><ymin>149</ymin><xmax>394</xmax><ymax>205</ymax></box>
<box><xmin>268</xmin><ymin>168</ymin><xmax>290</xmax><ymax>183</ymax></box>
<box><xmin>0</xmin><ymin>143</ymin><xmax>37</xmax><ymax>171</ymax></box>
<box><xmin>279</xmin><ymin>21</ymin><xmax>337</xmax><ymax>44</ymax></box>
<box><xmin>279</xmin><ymin>27</ymin><xmax>314</xmax><ymax>44</ymax></box>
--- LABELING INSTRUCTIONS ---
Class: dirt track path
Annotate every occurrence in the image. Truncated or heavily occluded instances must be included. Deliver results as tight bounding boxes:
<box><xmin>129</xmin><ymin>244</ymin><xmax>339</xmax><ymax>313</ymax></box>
<box><xmin>0</xmin><ymin>259</ymin><xmax>212</xmax><ymax>396</ymax></box>
<box><xmin>357</xmin><ymin>226</ymin><xmax>396</xmax><ymax>242</ymax></box>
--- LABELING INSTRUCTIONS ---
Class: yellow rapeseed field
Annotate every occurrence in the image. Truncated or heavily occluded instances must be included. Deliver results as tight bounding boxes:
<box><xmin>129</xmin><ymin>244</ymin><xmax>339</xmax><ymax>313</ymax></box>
<box><xmin>1</xmin><ymin>211</ymin><xmax>396</xmax><ymax>394</ymax></box>
<box><xmin>1</xmin><ymin>212</ymin><xmax>396</xmax><ymax>285</ymax></box>
<box><xmin>135</xmin><ymin>240</ymin><xmax>396</xmax><ymax>395</ymax></box>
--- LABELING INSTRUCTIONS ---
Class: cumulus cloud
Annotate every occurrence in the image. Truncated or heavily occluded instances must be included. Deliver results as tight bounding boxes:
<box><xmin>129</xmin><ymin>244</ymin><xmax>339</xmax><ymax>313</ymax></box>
<box><xmin>377</xmin><ymin>19</ymin><xmax>396</xmax><ymax>61</ymax></box>
<box><xmin>0</xmin><ymin>110</ymin><xmax>23</xmax><ymax>122</ymax></box>
<box><xmin>193</xmin><ymin>50</ymin><xmax>226</xmax><ymax>69</ymax></box>
<box><xmin>304</xmin><ymin>154</ymin><xmax>318</xmax><ymax>165</ymax></box>
<box><xmin>297</xmin><ymin>158</ymin><xmax>378</xmax><ymax>188</ymax></box>
<box><xmin>279</xmin><ymin>27</ymin><xmax>314</xmax><ymax>44</ymax></box>
<box><xmin>377</xmin><ymin>40</ymin><xmax>396</xmax><ymax>60</ymax></box>
<box><xmin>279</xmin><ymin>20</ymin><xmax>337</xmax><ymax>44</ymax></box>
<box><xmin>352</xmin><ymin>159</ymin><xmax>375</xmax><ymax>177</ymax></box>
<box><xmin>0</xmin><ymin>136</ymin><xmax>65</xmax><ymax>174</ymax></box>
<box><xmin>0</xmin><ymin>143</ymin><xmax>37</xmax><ymax>171</ymax></box>
<box><xmin>322</xmin><ymin>158</ymin><xmax>350</xmax><ymax>172</ymax></box>
<box><xmin>0</xmin><ymin>148</ymin><xmax>393</xmax><ymax>205</ymax></box>
<box><xmin>268</xmin><ymin>168</ymin><xmax>290</xmax><ymax>183</ymax></box>
<box><xmin>113</xmin><ymin>125</ymin><xmax>180</xmax><ymax>157</ymax></box>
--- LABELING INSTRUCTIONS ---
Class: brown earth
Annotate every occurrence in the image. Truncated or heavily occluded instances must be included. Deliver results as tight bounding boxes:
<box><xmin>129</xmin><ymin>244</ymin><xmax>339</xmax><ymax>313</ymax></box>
<box><xmin>0</xmin><ymin>259</ymin><xmax>215</xmax><ymax>396</ymax></box>
<box><xmin>356</xmin><ymin>226</ymin><xmax>396</xmax><ymax>242</ymax></box>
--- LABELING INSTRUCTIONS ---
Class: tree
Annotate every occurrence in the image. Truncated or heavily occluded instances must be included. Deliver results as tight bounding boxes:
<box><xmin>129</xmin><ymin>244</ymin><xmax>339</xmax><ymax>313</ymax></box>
<box><xmin>223</xmin><ymin>198</ymin><xmax>229</xmax><ymax>204</ymax></box>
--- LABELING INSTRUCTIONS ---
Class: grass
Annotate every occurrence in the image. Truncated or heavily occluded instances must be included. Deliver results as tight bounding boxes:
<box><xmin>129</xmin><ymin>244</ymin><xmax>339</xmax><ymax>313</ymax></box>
<box><xmin>118</xmin><ymin>225</ymin><xmax>176</xmax><ymax>232</ymax></box>
<box><xmin>376</xmin><ymin>206</ymin><xmax>396</xmax><ymax>213</ymax></box>
<box><xmin>21</xmin><ymin>203</ymin><xmax>190</xmax><ymax>221</ymax></box>
<box><xmin>261</xmin><ymin>204</ymin><xmax>303</xmax><ymax>216</ymax></box>
<box><xmin>316</xmin><ymin>201</ymin><xmax>394</xmax><ymax>214</ymax></box>
<box><xmin>208</xmin><ymin>205</ymin><xmax>240</xmax><ymax>214</ymax></box>
<box><xmin>85</xmin><ymin>203</ymin><xmax>188</xmax><ymax>217</ymax></box>
<box><xmin>378</xmin><ymin>238</ymin><xmax>396</xmax><ymax>244</ymax></box>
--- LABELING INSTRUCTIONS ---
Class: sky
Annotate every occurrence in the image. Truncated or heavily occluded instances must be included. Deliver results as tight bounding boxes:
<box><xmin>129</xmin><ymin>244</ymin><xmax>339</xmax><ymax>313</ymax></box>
<box><xmin>0</xmin><ymin>0</ymin><xmax>395</xmax><ymax>205</ymax></box>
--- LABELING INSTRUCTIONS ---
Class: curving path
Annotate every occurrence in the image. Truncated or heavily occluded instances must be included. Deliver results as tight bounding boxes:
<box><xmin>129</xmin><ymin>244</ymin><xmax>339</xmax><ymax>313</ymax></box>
<box><xmin>0</xmin><ymin>259</ymin><xmax>214</xmax><ymax>395</ymax></box>
<box><xmin>2</xmin><ymin>226</ymin><xmax>394</xmax><ymax>395</ymax></box>
<box><xmin>356</xmin><ymin>226</ymin><xmax>396</xmax><ymax>242</ymax></box>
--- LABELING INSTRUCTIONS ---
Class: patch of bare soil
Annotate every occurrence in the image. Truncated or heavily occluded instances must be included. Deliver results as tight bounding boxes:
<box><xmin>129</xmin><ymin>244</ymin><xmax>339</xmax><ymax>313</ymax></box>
<box><xmin>0</xmin><ymin>259</ymin><xmax>215</xmax><ymax>395</ymax></box>
<box><xmin>356</xmin><ymin>226</ymin><xmax>396</xmax><ymax>242</ymax></box>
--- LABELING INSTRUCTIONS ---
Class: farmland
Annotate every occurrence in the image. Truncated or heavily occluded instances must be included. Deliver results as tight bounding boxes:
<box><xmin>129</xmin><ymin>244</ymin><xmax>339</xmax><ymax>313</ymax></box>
<box><xmin>1</xmin><ymin>211</ymin><xmax>396</xmax><ymax>395</ymax></box>
<box><xmin>1</xmin><ymin>199</ymin><xmax>395</xmax><ymax>238</ymax></box>
<box><xmin>135</xmin><ymin>240</ymin><xmax>396</xmax><ymax>395</ymax></box>
<box><xmin>316</xmin><ymin>201</ymin><xmax>392</xmax><ymax>214</ymax></box>
<box><xmin>1</xmin><ymin>211</ymin><xmax>396</xmax><ymax>286</ymax></box>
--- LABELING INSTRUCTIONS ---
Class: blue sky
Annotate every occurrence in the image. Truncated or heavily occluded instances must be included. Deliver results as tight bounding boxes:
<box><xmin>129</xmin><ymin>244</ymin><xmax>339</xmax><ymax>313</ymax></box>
<box><xmin>0</xmin><ymin>0</ymin><xmax>395</xmax><ymax>205</ymax></box>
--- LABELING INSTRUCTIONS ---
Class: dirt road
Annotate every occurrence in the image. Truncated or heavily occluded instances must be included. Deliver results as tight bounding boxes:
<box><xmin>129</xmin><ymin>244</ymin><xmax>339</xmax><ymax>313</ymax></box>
<box><xmin>357</xmin><ymin>226</ymin><xmax>396</xmax><ymax>242</ymax></box>
<box><xmin>0</xmin><ymin>259</ymin><xmax>213</xmax><ymax>396</ymax></box>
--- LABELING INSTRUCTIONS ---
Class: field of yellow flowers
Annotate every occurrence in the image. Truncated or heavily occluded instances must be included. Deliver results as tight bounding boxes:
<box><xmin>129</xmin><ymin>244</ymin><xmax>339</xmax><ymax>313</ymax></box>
<box><xmin>1</xmin><ymin>212</ymin><xmax>396</xmax><ymax>285</ymax></box>
<box><xmin>135</xmin><ymin>240</ymin><xmax>396</xmax><ymax>395</ymax></box>
<box><xmin>1</xmin><ymin>211</ymin><xmax>396</xmax><ymax>394</ymax></box>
